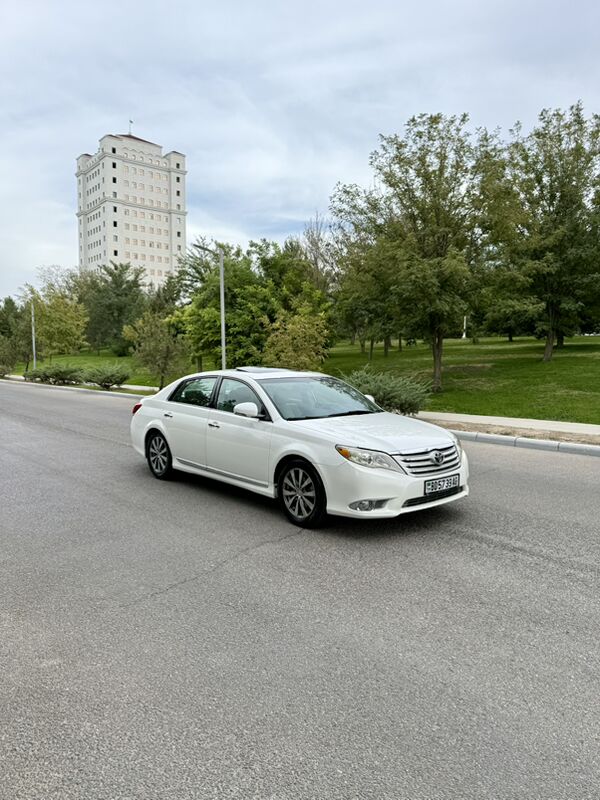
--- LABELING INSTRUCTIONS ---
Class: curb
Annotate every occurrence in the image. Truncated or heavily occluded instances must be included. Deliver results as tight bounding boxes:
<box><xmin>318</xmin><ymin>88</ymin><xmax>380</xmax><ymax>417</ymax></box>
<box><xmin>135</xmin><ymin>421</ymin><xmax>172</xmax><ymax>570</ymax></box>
<box><xmin>451</xmin><ymin>429</ymin><xmax>600</xmax><ymax>458</ymax></box>
<box><xmin>0</xmin><ymin>377</ymin><xmax>146</xmax><ymax>400</ymax></box>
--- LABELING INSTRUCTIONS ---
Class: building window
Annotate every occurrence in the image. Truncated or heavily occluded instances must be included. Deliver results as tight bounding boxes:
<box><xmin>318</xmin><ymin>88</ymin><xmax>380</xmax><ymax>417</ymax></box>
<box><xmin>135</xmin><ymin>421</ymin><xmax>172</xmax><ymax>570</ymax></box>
<box><xmin>177</xmin><ymin>231</ymin><xmax>181</xmax><ymax>237</ymax></box>
<box><xmin>113</xmin><ymin>206</ymin><xmax>117</xmax><ymax>212</ymax></box>
<box><xmin>125</xmin><ymin>223</ymin><xmax>130</xmax><ymax>230</ymax></box>
<box><xmin>176</xmin><ymin>162</ymin><xmax>180</xmax><ymax>169</ymax></box>
<box><xmin>112</xmin><ymin>177</ymin><xmax>117</xmax><ymax>183</ymax></box>
<box><xmin>112</xmin><ymin>192</ymin><xmax>117</xmax><ymax>198</ymax></box>
<box><xmin>112</xmin><ymin>147</ymin><xmax>116</xmax><ymax>154</ymax></box>
<box><xmin>176</xmin><ymin>176</ymin><xmax>180</xmax><ymax>183</ymax></box>
<box><xmin>176</xmin><ymin>190</ymin><xmax>180</xmax><ymax>196</ymax></box>
<box><xmin>113</xmin><ymin>221</ymin><xmax>117</xmax><ymax>227</ymax></box>
<box><xmin>113</xmin><ymin>250</ymin><xmax>118</xmax><ymax>256</ymax></box>
<box><xmin>177</xmin><ymin>245</ymin><xmax>181</xmax><ymax>251</ymax></box>
<box><xmin>112</xmin><ymin>162</ymin><xmax>116</xmax><ymax>168</ymax></box>
<box><xmin>177</xmin><ymin>204</ymin><xmax>181</xmax><ymax>210</ymax></box>
<box><xmin>113</xmin><ymin>235</ymin><xmax>118</xmax><ymax>242</ymax></box>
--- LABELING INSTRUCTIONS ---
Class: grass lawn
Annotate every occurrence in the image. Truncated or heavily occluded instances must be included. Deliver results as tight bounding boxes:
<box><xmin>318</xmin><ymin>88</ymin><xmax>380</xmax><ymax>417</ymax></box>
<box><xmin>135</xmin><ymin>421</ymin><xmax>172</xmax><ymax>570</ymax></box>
<box><xmin>325</xmin><ymin>336</ymin><xmax>600</xmax><ymax>425</ymax></box>
<box><xmin>11</xmin><ymin>337</ymin><xmax>600</xmax><ymax>424</ymax></box>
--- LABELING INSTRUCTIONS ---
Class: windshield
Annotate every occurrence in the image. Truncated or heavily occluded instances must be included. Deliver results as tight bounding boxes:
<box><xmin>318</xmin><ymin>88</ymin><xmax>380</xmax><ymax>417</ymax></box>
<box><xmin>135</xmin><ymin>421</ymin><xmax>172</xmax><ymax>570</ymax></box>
<box><xmin>260</xmin><ymin>376</ymin><xmax>382</xmax><ymax>421</ymax></box>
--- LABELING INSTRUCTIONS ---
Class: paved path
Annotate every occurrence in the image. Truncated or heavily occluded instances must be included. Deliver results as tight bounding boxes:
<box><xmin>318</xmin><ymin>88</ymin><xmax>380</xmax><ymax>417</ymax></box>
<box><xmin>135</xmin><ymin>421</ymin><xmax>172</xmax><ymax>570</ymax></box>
<box><xmin>419</xmin><ymin>410</ymin><xmax>600</xmax><ymax>436</ymax></box>
<box><xmin>1</xmin><ymin>380</ymin><xmax>600</xmax><ymax>799</ymax></box>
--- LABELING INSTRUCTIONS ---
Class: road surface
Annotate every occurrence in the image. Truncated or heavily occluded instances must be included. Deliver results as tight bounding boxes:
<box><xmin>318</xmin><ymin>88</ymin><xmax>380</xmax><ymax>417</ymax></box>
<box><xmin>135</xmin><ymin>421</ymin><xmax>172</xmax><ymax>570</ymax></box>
<box><xmin>1</xmin><ymin>381</ymin><xmax>599</xmax><ymax>799</ymax></box>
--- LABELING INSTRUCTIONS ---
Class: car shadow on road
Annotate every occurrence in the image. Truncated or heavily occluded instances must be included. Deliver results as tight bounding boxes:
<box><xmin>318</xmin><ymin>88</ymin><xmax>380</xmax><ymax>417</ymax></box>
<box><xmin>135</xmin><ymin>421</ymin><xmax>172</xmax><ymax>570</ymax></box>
<box><xmin>139</xmin><ymin>463</ymin><xmax>467</xmax><ymax>542</ymax></box>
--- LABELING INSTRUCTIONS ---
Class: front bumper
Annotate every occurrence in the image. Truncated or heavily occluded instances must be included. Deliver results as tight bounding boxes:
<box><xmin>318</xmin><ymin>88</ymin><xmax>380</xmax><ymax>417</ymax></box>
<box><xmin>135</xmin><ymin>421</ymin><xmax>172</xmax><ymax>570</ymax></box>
<box><xmin>319</xmin><ymin>451</ymin><xmax>470</xmax><ymax>519</ymax></box>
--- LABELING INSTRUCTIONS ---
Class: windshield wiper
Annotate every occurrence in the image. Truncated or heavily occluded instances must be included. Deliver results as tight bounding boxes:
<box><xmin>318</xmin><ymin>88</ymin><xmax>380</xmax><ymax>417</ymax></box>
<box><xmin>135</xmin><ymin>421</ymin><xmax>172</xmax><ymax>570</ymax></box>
<box><xmin>286</xmin><ymin>415</ymin><xmax>325</xmax><ymax>421</ymax></box>
<box><xmin>325</xmin><ymin>410</ymin><xmax>379</xmax><ymax>418</ymax></box>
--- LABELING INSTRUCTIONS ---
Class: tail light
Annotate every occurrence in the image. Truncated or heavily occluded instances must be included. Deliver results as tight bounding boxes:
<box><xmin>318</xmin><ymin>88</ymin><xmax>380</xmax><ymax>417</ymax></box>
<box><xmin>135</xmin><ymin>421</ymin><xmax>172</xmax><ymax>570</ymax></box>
<box><xmin>132</xmin><ymin>402</ymin><xmax>142</xmax><ymax>415</ymax></box>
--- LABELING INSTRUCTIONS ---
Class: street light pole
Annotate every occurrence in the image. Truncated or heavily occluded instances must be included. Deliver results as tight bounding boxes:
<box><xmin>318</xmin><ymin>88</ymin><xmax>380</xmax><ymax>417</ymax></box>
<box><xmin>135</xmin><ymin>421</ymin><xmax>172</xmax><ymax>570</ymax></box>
<box><xmin>195</xmin><ymin>243</ymin><xmax>226</xmax><ymax>370</ymax></box>
<box><xmin>31</xmin><ymin>300</ymin><xmax>37</xmax><ymax>370</ymax></box>
<box><xmin>218</xmin><ymin>247</ymin><xmax>226</xmax><ymax>371</ymax></box>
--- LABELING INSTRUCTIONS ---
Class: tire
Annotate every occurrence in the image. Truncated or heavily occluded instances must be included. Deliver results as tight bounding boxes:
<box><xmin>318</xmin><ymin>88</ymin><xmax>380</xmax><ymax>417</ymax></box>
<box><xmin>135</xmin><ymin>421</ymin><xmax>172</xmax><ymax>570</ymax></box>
<box><xmin>278</xmin><ymin>459</ymin><xmax>327</xmax><ymax>528</ymax></box>
<box><xmin>146</xmin><ymin>431</ymin><xmax>173</xmax><ymax>480</ymax></box>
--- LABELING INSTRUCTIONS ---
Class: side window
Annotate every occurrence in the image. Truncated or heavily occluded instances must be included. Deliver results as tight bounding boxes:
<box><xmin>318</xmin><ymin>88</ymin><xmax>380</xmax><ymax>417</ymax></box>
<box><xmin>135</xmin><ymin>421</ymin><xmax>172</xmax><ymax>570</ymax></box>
<box><xmin>216</xmin><ymin>378</ymin><xmax>263</xmax><ymax>414</ymax></box>
<box><xmin>170</xmin><ymin>377</ymin><xmax>216</xmax><ymax>407</ymax></box>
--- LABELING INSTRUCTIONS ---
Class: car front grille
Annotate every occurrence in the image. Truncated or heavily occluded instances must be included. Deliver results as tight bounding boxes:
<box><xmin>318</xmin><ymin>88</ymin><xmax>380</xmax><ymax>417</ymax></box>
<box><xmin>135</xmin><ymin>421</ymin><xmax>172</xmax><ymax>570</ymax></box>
<box><xmin>403</xmin><ymin>485</ymin><xmax>463</xmax><ymax>507</ymax></box>
<box><xmin>393</xmin><ymin>443</ymin><xmax>460</xmax><ymax>476</ymax></box>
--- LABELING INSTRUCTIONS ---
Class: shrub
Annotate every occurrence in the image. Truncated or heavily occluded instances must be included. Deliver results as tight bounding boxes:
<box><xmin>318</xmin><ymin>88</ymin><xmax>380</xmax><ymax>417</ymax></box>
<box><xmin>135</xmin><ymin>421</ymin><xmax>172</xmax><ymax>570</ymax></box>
<box><xmin>83</xmin><ymin>365</ymin><xmax>130</xmax><ymax>390</ymax></box>
<box><xmin>342</xmin><ymin>366</ymin><xmax>430</xmax><ymax>415</ymax></box>
<box><xmin>23</xmin><ymin>364</ymin><xmax>84</xmax><ymax>385</ymax></box>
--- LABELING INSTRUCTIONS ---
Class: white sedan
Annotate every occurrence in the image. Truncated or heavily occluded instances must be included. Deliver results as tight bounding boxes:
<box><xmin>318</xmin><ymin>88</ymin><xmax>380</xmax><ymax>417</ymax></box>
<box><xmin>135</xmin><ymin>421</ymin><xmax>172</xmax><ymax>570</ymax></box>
<box><xmin>130</xmin><ymin>367</ymin><xmax>469</xmax><ymax>527</ymax></box>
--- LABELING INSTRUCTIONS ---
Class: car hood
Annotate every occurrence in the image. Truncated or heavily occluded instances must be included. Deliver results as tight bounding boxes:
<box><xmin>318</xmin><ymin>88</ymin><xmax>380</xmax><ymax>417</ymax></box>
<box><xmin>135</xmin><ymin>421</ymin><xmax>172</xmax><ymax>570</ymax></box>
<box><xmin>290</xmin><ymin>412</ymin><xmax>455</xmax><ymax>453</ymax></box>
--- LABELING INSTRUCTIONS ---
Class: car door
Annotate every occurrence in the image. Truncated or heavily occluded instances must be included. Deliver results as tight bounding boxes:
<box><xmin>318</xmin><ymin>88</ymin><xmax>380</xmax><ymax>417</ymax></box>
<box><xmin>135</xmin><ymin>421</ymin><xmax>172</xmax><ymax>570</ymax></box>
<box><xmin>205</xmin><ymin>378</ymin><xmax>272</xmax><ymax>486</ymax></box>
<box><xmin>162</xmin><ymin>376</ymin><xmax>218</xmax><ymax>468</ymax></box>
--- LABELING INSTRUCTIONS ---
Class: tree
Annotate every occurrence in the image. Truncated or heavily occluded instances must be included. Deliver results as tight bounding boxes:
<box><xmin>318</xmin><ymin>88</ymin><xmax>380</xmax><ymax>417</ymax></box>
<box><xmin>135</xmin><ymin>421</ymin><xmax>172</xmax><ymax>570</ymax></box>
<box><xmin>498</xmin><ymin>103</ymin><xmax>600</xmax><ymax>361</ymax></box>
<box><xmin>332</xmin><ymin>113</ymin><xmax>488</xmax><ymax>390</ymax></box>
<box><xmin>124</xmin><ymin>311</ymin><xmax>190</xmax><ymax>389</ymax></box>
<box><xmin>0</xmin><ymin>334</ymin><xmax>17</xmax><ymax>376</ymax></box>
<box><xmin>36</xmin><ymin>292</ymin><xmax>88</xmax><ymax>357</ymax></box>
<box><xmin>263</xmin><ymin>305</ymin><xmax>329</xmax><ymax>371</ymax></box>
<box><xmin>75</xmin><ymin>262</ymin><xmax>146</xmax><ymax>354</ymax></box>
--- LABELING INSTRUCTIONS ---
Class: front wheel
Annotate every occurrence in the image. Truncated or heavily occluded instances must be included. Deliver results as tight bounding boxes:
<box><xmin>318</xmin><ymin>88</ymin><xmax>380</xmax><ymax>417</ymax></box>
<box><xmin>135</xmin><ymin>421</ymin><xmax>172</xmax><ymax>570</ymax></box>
<box><xmin>146</xmin><ymin>431</ymin><xmax>173</xmax><ymax>480</ymax></box>
<box><xmin>278</xmin><ymin>460</ymin><xmax>327</xmax><ymax>528</ymax></box>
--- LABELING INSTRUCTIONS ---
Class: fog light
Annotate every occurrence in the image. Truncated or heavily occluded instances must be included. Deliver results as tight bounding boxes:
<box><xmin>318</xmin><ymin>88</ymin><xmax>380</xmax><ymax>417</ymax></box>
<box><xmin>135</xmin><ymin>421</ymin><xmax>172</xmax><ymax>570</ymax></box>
<box><xmin>349</xmin><ymin>499</ymin><xmax>388</xmax><ymax>512</ymax></box>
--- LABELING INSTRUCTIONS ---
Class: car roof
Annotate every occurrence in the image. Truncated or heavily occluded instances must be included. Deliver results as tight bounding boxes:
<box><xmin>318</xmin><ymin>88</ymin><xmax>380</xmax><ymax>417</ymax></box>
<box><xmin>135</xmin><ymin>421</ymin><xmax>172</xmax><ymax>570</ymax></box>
<box><xmin>171</xmin><ymin>367</ymin><xmax>327</xmax><ymax>384</ymax></box>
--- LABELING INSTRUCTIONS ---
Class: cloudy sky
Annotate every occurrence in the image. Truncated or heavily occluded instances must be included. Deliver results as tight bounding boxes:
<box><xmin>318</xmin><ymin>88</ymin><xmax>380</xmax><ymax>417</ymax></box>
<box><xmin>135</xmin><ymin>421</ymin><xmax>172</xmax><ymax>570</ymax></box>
<box><xmin>1</xmin><ymin>0</ymin><xmax>598</xmax><ymax>297</ymax></box>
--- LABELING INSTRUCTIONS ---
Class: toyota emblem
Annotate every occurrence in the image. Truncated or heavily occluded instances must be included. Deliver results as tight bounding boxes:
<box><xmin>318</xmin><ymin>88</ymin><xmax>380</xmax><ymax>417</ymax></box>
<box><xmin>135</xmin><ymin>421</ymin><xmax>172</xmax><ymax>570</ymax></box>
<box><xmin>431</xmin><ymin>450</ymin><xmax>444</xmax><ymax>465</ymax></box>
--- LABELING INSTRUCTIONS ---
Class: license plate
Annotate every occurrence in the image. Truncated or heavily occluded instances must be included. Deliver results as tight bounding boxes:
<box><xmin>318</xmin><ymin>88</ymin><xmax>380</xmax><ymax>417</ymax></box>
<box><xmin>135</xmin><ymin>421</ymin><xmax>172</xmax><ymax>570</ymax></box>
<box><xmin>424</xmin><ymin>474</ymin><xmax>460</xmax><ymax>494</ymax></box>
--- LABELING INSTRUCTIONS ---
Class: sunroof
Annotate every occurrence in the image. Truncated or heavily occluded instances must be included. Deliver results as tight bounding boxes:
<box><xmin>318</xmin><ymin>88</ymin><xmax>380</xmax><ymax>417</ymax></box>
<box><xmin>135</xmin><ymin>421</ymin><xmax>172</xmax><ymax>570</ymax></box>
<box><xmin>235</xmin><ymin>367</ymin><xmax>292</xmax><ymax>373</ymax></box>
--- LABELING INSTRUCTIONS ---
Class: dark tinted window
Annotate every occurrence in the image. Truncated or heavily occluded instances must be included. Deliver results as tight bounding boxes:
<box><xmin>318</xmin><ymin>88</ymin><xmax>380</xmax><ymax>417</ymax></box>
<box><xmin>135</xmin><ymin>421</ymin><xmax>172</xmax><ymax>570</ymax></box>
<box><xmin>170</xmin><ymin>377</ymin><xmax>217</xmax><ymax>407</ymax></box>
<box><xmin>216</xmin><ymin>378</ymin><xmax>262</xmax><ymax>414</ymax></box>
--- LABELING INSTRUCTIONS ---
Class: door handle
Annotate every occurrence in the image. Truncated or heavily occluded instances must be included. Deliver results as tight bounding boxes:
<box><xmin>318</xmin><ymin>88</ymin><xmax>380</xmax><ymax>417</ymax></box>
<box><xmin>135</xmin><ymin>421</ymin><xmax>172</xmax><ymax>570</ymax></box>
<box><xmin>208</xmin><ymin>421</ymin><xmax>220</xmax><ymax>429</ymax></box>
<box><xmin>163</xmin><ymin>412</ymin><xmax>173</xmax><ymax>418</ymax></box>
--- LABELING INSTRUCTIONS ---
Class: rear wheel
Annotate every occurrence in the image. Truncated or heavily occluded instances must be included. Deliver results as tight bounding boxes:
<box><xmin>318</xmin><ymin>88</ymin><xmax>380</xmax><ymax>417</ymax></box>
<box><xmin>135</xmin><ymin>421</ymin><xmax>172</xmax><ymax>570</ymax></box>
<box><xmin>278</xmin><ymin>460</ymin><xmax>327</xmax><ymax>528</ymax></box>
<box><xmin>146</xmin><ymin>431</ymin><xmax>173</xmax><ymax>480</ymax></box>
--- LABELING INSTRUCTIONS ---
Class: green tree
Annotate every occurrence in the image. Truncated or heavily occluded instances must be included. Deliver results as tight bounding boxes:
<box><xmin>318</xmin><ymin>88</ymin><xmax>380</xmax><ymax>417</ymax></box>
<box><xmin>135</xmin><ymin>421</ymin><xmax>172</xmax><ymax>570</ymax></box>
<box><xmin>75</xmin><ymin>262</ymin><xmax>146</xmax><ymax>354</ymax></box>
<box><xmin>498</xmin><ymin>103</ymin><xmax>600</xmax><ymax>360</ymax></box>
<box><xmin>0</xmin><ymin>334</ymin><xmax>17</xmax><ymax>376</ymax></box>
<box><xmin>263</xmin><ymin>305</ymin><xmax>329</xmax><ymax>371</ymax></box>
<box><xmin>36</xmin><ymin>292</ymin><xmax>88</xmax><ymax>357</ymax></box>
<box><xmin>124</xmin><ymin>310</ymin><xmax>190</xmax><ymax>389</ymax></box>
<box><xmin>332</xmin><ymin>113</ymin><xmax>488</xmax><ymax>390</ymax></box>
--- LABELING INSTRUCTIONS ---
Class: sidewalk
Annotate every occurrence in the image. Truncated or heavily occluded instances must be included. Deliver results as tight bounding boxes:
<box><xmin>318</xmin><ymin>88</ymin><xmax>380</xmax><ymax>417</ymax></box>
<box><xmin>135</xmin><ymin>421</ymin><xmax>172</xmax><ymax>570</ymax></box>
<box><xmin>418</xmin><ymin>410</ymin><xmax>600</xmax><ymax>457</ymax></box>
<box><xmin>418</xmin><ymin>410</ymin><xmax>600</xmax><ymax>438</ymax></box>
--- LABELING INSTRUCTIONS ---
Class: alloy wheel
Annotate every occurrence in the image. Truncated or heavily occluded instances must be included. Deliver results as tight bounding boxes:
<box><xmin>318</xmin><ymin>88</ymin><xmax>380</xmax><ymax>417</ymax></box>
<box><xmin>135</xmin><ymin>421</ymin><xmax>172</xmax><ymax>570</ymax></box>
<box><xmin>149</xmin><ymin>435</ymin><xmax>169</xmax><ymax>476</ymax></box>
<box><xmin>282</xmin><ymin>467</ymin><xmax>316</xmax><ymax>521</ymax></box>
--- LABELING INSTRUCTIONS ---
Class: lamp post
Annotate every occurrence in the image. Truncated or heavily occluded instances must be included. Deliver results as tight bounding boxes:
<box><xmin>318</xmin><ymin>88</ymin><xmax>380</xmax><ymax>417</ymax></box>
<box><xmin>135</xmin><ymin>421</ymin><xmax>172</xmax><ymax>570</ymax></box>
<box><xmin>195</xmin><ymin>244</ymin><xmax>226</xmax><ymax>370</ymax></box>
<box><xmin>31</xmin><ymin>300</ymin><xmax>37</xmax><ymax>370</ymax></box>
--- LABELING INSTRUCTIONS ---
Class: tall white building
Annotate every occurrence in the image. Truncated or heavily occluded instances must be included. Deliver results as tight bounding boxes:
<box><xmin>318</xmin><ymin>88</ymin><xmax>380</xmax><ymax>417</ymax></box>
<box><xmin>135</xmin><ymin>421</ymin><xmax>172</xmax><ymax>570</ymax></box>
<box><xmin>76</xmin><ymin>133</ymin><xmax>187</xmax><ymax>284</ymax></box>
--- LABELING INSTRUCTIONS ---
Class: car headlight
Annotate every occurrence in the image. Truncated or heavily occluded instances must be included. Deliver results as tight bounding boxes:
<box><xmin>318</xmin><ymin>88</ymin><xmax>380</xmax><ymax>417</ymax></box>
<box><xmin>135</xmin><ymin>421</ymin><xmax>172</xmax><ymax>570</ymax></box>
<box><xmin>451</xmin><ymin>435</ymin><xmax>463</xmax><ymax>459</ymax></box>
<box><xmin>336</xmin><ymin>445</ymin><xmax>404</xmax><ymax>473</ymax></box>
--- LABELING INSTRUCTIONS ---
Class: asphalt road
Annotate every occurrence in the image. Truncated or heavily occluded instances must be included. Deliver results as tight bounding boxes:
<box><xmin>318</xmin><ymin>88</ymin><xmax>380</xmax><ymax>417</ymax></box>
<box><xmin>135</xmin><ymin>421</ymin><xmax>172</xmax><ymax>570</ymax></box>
<box><xmin>1</xmin><ymin>381</ymin><xmax>599</xmax><ymax>800</ymax></box>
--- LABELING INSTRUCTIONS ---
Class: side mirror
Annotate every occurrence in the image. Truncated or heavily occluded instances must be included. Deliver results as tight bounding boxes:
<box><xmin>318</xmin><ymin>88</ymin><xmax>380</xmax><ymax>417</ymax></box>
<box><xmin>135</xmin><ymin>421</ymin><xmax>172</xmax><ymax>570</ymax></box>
<box><xmin>233</xmin><ymin>401</ymin><xmax>259</xmax><ymax>418</ymax></box>
<box><xmin>364</xmin><ymin>394</ymin><xmax>375</xmax><ymax>403</ymax></box>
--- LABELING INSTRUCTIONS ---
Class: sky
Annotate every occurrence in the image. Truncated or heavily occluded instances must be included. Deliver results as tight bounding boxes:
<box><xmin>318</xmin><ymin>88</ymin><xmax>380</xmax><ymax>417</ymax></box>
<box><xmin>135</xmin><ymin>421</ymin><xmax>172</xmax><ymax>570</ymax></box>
<box><xmin>1</xmin><ymin>0</ymin><xmax>599</xmax><ymax>297</ymax></box>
